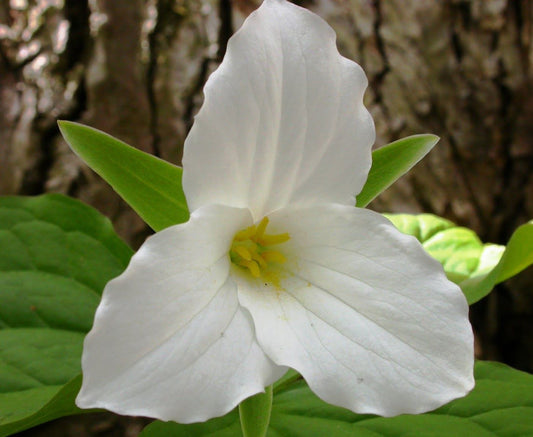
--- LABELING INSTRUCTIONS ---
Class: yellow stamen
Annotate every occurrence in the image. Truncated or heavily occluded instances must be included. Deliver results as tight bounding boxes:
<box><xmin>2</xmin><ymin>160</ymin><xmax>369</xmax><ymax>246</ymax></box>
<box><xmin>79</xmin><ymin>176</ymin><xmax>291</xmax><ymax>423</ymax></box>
<box><xmin>234</xmin><ymin>225</ymin><xmax>256</xmax><ymax>241</ymax></box>
<box><xmin>258</xmin><ymin>233</ymin><xmax>290</xmax><ymax>246</ymax></box>
<box><xmin>234</xmin><ymin>245</ymin><xmax>252</xmax><ymax>261</ymax></box>
<box><xmin>251</xmin><ymin>251</ymin><xmax>268</xmax><ymax>268</ymax></box>
<box><xmin>261</xmin><ymin>250</ymin><xmax>286</xmax><ymax>264</ymax></box>
<box><xmin>239</xmin><ymin>259</ymin><xmax>261</xmax><ymax>278</ymax></box>
<box><xmin>254</xmin><ymin>216</ymin><xmax>269</xmax><ymax>239</ymax></box>
<box><xmin>230</xmin><ymin>216</ymin><xmax>290</xmax><ymax>287</ymax></box>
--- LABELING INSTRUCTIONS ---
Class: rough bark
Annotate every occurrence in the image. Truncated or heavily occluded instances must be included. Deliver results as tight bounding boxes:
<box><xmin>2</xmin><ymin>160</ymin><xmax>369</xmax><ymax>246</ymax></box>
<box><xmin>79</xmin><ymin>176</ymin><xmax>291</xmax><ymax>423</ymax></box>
<box><xmin>1</xmin><ymin>0</ymin><xmax>531</xmax><ymax>376</ymax></box>
<box><xmin>315</xmin><ymin>0</ymin><xmax>533</xmax><ymax>370</ymax></box>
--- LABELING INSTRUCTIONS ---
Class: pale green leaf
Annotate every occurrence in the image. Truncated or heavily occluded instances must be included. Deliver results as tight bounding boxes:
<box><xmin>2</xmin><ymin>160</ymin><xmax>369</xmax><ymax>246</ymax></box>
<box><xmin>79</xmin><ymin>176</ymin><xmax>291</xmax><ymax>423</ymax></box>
<box><xmin>58</xmin><ymin>121</ymin><xmax>189</xmax><ymax>231</ymax></box>
<box><xmin>357</xmin><ymin>135</ymin><xmax>439</xmax><ymax>208</ymax></box>
<box><xmin>387</xmin><ymin>214</ymin><xmax>533</xmax><ymax>304</ymax></box>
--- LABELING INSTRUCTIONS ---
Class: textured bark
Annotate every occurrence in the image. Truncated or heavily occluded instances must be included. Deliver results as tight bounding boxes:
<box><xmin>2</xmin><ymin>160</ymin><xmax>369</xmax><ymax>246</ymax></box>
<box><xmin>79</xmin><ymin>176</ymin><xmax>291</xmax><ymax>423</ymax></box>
<box><xmin>0</xmin><ymin>0</ymin><xmax>531</xmax><ymax>375</ymax></box>
<box><xmin>314</xmin><ymin>0</ymin><xmax>533</xmax><ymax>370</ymax></box>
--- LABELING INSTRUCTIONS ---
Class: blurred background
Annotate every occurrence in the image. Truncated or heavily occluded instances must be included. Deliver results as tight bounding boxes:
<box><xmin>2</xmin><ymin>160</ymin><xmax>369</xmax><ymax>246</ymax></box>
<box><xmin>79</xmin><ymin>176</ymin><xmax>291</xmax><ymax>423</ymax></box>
<box><xmin>0</xmin><ymin>0</ymin><xmax>531</xmax><ymax>435</ymax></box>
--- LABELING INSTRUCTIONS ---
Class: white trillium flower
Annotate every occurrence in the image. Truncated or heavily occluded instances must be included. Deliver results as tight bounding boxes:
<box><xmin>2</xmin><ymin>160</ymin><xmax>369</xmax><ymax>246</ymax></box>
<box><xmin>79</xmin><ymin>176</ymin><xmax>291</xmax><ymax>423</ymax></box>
<box><xmin>76</xmin><ymin>0</ymin><xmax>474</xmax><ymax>423</ymax></box>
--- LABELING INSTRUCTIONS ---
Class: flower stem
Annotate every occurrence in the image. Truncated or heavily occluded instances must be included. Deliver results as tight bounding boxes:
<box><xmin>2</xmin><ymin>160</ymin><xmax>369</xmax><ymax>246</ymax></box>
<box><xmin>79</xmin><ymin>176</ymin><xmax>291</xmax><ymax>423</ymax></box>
<box><xmin>239</xmin><ymin>386</ymin><xmax>273</xmax><ymax>437</ymax></box>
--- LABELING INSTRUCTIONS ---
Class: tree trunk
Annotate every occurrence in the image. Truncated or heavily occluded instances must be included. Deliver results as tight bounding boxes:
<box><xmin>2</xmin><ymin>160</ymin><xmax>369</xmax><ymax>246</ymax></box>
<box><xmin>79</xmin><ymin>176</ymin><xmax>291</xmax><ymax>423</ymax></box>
<box><xmin>1</xmin><ymin>0</ymin><xmax>531</xmax><ymax>372</ymax></box>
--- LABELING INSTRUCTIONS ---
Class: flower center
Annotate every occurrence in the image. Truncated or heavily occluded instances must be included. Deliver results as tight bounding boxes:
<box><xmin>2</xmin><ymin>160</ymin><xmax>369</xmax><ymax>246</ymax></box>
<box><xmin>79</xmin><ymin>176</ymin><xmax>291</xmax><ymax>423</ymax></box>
<box><xmin>230</xmin><ymin>216</ymin><xmax>290</xmax><ymax>282</ymax></box>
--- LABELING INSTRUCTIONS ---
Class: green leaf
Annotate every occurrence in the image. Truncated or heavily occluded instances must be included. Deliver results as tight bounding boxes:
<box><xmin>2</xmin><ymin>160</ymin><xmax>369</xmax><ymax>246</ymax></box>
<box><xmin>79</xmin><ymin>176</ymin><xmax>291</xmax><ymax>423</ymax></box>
<box><xmin>59</xmin><ymin>123</ymin><xmax>434</xmax><ymax>229</ymax></box>
<box><xmin>268</xmin><ymin>362</ymin><xmax>533</xmax><ymax>437</ymax></box>
<box><xmin>58</xmin><ymin>121</ymin><xmax>189</xmax><ymax>231</ymax></box>
<box><xmin>269</xmin><ymin>365</ymin><xmax>533</xmax><ymax>435</ymax></box>
<box><xmin>494</xmin><ymin>220</ymin><xmax>533</xmax><ymax>282</ymax></box>
<box><xmin>386</xmin><ymin>214</ymin><xmax>533</xmax><ymax>304</ymax></box>
<box><xmin>140</xmin><ymin>362</ymin><xmax>533</xmax><ymax>436</ymax></box>
<box><xmin>0</xmin><ymin>376</ymin><xmax>87</xmax><ymax>437</ymax></box>
<box><xmin>59</xmin><ymin>123</ymin><xmax>439</xmax><ymax>230</ymax></box>
<box><xmin>140</xmin><ymin>412</ymin><xmax>241</xmax><ymax>437</ymax></box>
<box><xmin>385</xmin><ymin>213</ymin><xmax>504</xmax><ymax>301</ymax></box>
<box><xmin>357</xmin><ymin>135</ymin><xmax>439</xmax><ymax>208</ymax></box>
<box><xmin>462</xmin><ymin>220</ymin><xmax>533</xmax><ymax>304</ymax></box>
<box><xmin>0</xmin><ymin>194</ymin><xmax>132</xmax><ymax>436</ymax></box>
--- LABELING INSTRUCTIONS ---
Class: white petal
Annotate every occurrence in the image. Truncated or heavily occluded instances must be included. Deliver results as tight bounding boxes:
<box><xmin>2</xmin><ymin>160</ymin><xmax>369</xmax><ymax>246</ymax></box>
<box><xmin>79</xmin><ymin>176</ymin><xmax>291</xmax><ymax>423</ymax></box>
<box><xmin>77</xmin><ymin>204</ymin><xmax>285</xmax><ymax>423</ymax></box>
<box><xmin>237</xmin><ymin>204</ymin><xmax>474</xmax><ymax>416</ymax></box>
<box><xmin>183</xmin><ymin>0</ymin><xmax>374</xmax><ymax>220</ymax></box>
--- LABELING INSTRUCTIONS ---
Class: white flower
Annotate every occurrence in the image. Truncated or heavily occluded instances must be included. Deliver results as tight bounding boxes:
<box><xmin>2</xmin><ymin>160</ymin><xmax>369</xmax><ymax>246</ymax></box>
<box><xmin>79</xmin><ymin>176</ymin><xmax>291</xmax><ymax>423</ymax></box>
<box><xmin>76</xmin><ymin>0</ymin><xmax>474</xmax><ymax>423</ymax></box>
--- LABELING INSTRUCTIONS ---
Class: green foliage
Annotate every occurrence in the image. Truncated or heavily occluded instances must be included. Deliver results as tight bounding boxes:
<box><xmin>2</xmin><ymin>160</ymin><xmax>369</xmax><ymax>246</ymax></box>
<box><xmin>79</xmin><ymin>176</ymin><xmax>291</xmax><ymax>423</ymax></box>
<box><xmin>140</xmin><ymin>412</ymin><xmax>241</xmax><ymax>437</ymax></box>
<box><xmin>58</xmin><ymin>121</ymin><xmax>189</xmax><ymax>231</ymax></box>
<box><xmin>0</xmin><ymin>194</ymin><xmax>132</xmax><ymax>436</ymax></box>
<box><xmin>139</xmin><ymin>362</ymin><xmax>533</xmax><ymax>436</ymax></box>
<box><xmin>356</xmin><ymin>135</ymin><xmax>439</xmax><ymax>208</ymax></box>
<box><xmin>463</xmin><ymin>220</ymin><xmax>533</xmax><ymax>304</ymax></box>
<box><xmin>386</xmin><ymin>214</ymin><xmax>533</xmax><ymax>304</ymax></box>
<box><xmin>495</xmin><ymin>220</ymin><xmax>533</xmax><ymax>282</ymax></box>
<box><xmin>0</xmin><ymin>377</ymin><xmax>84</xmax><ymax>437</ymax></box>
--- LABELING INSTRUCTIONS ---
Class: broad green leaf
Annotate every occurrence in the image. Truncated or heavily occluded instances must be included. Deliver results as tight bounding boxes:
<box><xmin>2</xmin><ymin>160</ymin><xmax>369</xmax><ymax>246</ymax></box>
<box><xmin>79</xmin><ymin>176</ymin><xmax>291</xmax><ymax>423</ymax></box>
<box><xmin>268</xmin><ymin>361</ymin><xmax>533</xmax><ymax>436</ymax></box>
<box><xmin>140</xmin><ymin>412</ymin><xmax>241</xmax><ymax>437</ymax></box>
<box><xmin>0</xmin><ymin>375</ymin><xmax>86</xmax><ymax>437</ymax></box>
<box><xmin>140</xmin><ymin>361</ymin><xmax>533</xmax><ymax>436</ymax></box>
<box><xmin>387</xmin><ymin>214</ymin><xmax>533</xmax><ymax>304</ymax></box>
<box><xmin>0</xmin><ymin>194</ymin><xmax>132</xmax><ymax>436</ymax></box>
<box><xmin>58</xmin><ymin>121</ymin><xmax>189</xmax><ymax>231</ymax></box>
<box><xmin>356</xmin><ymin>135</ymin><xmax>439</xmax><ymax>208</ymax></box>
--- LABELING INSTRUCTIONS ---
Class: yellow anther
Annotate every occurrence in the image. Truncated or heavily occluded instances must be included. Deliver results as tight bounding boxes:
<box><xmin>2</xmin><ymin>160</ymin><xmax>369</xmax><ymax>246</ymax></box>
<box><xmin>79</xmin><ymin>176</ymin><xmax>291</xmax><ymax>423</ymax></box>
<box><xmin>254</xmin><ymin>217</ymin><xmax>269</xmax><ymax>240</ymax></box>
<box><xmin>251</xmin><ymin>251</ymin><xmax>267</xmax><ymax>268</ymax></box>
<box><xmin>258</xmin><ymin>233</ymin><xmax>290</xmax><ymax>246</ymax></box>
<box><xmin>234</xmin><ymin>225</ymin><xmax>256</xmax><ymax>241</ymax></box>
<box><xmin>239</xmin><ymin>259</ymin><xmax>261</xmax><ymax>278</ymax></box>
<box><xmin>261</xmin><ymin>250</ymin><xmax>286</xmax><ymax>264</ymax></box>
<box><xmin>234</xmin><ymin>245</ymin><xmax>252</xmax><ymax>261</ymax></box>
<box><xmin>230</xmin><ymin>216</ymin><xmax>290</xmax><ymax>285</ymax></box>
